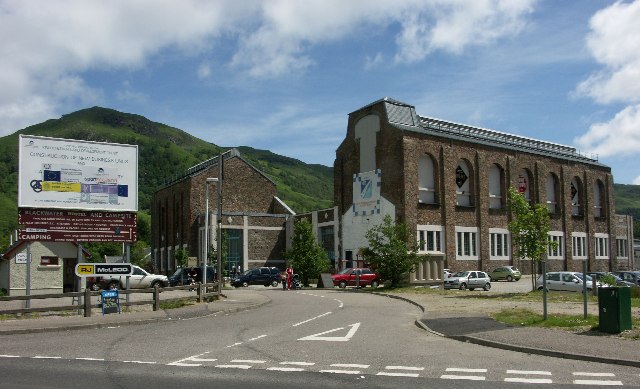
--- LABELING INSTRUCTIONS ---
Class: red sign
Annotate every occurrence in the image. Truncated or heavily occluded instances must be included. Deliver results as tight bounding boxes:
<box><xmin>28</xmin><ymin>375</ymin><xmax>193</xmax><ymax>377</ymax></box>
<box><xmin>18</xmin><ymin>209</ymin><xmax>137</xmax><ymax>243</ymax></box>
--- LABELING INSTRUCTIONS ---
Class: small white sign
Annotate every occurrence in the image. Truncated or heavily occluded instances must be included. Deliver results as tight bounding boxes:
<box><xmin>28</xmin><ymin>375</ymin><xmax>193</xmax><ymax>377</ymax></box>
<box><xmin>15</xmin><ymin>253</ymin><xmax>28</xmax><ymax>264</ymax></box>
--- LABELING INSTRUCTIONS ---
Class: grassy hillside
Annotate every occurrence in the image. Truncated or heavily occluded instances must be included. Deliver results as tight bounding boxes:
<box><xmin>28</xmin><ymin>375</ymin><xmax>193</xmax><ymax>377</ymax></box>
<box><xmin>0</xmin><ymin>107</ymin><xmax>334</xmax><ymax>250</ymax></box>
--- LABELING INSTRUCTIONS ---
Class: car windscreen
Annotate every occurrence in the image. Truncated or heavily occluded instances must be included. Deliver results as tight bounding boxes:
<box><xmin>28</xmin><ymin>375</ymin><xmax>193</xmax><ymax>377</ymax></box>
<box><xmin>452</xmin><ymin>271</ymin><xmax>470</xmax><ymax>278</ymax></box>
<box><xmin>171</xmin><ymin>269</ymin><xmax>183</xmax><ymax>277</ymax></box>
<box><xmin>337</xmin><ymin>268</ymin><xmax>352</xmax><ymax>275</ymax></box>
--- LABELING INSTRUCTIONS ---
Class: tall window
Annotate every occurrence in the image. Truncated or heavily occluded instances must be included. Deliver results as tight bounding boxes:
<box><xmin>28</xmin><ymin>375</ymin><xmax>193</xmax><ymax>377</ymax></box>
<box><xmin>488</xmin><ymin>164</ymin><xmax>504</xmax><ymax>209</ymax></box>
<box><xmin>417</xmin><ymin>225</ymin><xmax>444</xmax><ymax>253</ymax></box>
<box><xmin>593</xmin><ymin>180</ymin><xmax>605</xmax><ymax>218</ymax></box>
<box><xmin>320</xmin><ymin>226</ymin><xmax>336</xmax><ymax>268</ymax></box>
<box><xmin>455</xmin><ymin>226</ymin><xmax>478</xmax><ymax>260</ymax></box>
<box><xmin>594</xmin><ymin>233</ymin><xmax>609</xmax><ymax>259</ymax></box>
<box><xmin>571</xmin><ymin>232</ymin><xmax>587</xmax><ymax>259</ymax></box>
<box><xmin>489</xmin><ymin>228</ymin><xmax>509</xmax><ymax>260</ymax></box>
<box><xmin>517</xmin><ymin>169</ymin><xmax>531</xmax><ymax>202</ymax></box>
<box><xmin>455</xmin><ymin>160</ymin><xmax>473</xmax><ymax>206</ymax></box>
<box><xmin>571</xmin><ymin>177</ymin><xmax>583</xmax><ymax>216</ymax></box>
<box><xmin>546</xmin><ymin>173</ymin><xmax>559</xmax><ymax>214</ymax></box>
<box><xmin>226</xmin><ymin>229</ymin><xmax>243</xmax><ymax>274</ymax></box>
<box><xmin>616</xmin><ymin>238</ymin><xmax>628</xmax><ymax>258</ymax></box>
<box><xmin>547</xmin><ymin>231</ymin><xmax>564</xmax><ymax>259</ymax></box>
<box><xmin>418</xmin><ymin>155</ymin><xmax>437</xmax><ymax>204</ymax></box>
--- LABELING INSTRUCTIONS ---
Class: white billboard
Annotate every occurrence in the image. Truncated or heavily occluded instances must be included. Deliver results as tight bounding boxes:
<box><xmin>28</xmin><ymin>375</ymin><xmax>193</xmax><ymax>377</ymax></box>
<box><xmin>18</xmin><ymin>135</ymin><xmax>138</xmax><ymax>212</ymax></box>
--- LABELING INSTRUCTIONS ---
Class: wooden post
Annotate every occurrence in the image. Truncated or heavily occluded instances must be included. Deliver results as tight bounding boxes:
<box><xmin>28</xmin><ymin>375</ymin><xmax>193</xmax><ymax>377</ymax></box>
<box><xmin>153</xmin><ymin>285</ymin><xmax>160</xmax><ymax>311</ymax></box>
<box><xmin>84</xmin><ymin>288</ymin><xmax>92</xmax><ymax>317</ymax></box>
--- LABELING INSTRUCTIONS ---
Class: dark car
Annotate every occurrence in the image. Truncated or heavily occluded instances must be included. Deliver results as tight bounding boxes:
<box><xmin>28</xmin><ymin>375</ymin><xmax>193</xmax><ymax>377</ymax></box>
<box><xmin>231</xmin><ymin>267</ymin><xmax>281</xmax><ymax>287</ymax></box>
<box><xmin>587</xmin><ymin>272</ymin><xmax>635</xmax><ymax>287</ymax></box>
<box><xmin>169</xmin><ymin>266</ymin><xmax>215</xmax><ymax>286</ymax></box>
<box><xmin>612</xmin><ymin>271</ymin><xmax>640</xmax><ymax>287</ymax></box>
<box><xmin>331</xmin><ymin>268</ymin><xmax>381</xmax><ymax>288</ymax></box>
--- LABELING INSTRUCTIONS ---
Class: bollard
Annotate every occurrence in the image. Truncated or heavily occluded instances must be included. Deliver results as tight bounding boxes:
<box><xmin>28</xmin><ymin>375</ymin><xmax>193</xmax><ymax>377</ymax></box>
<box><xmin>153</xmin><ymin>285</ymin><xmax>160</xmax><ymax>311</ymax></box>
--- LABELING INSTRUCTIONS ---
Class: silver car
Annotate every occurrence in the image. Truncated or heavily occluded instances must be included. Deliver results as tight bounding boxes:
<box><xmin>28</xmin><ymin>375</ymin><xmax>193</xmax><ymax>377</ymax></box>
<box><xmin>444</xmin><ymin>271</ymin><xmax>491</xmax><ymax>291</ymax></box>
<box><xmin>535</xmin><ymin>271</ymin><xmax>597</xmax><ymax>293</ymax></box>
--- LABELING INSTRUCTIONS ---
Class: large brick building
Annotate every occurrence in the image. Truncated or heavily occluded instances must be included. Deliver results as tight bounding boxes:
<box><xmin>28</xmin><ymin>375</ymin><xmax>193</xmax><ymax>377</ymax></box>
<box><xmin>152</xmin><ymin>149</ymin><xmax>295</xmax><ymax>275</ymax></box>
<box><xmin>334</xmin><ymin>98</ymin><xmax>634</xmax><ymax>283</ymax></box>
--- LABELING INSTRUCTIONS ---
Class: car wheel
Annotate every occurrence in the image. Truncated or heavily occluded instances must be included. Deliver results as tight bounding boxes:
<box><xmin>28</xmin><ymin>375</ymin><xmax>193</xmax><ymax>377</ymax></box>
<box><xmin>469</xmin><ymin>288</ymin><xmax>475</xmax><ymax>291</ymax></box>
<box><xmin>151</xmin><ymin>281</ymin><xmax>162</xmax><ymax>289</ymax></box>
<box><xmin>483</xmin><ymin>283</ymin><xmax>491</xmax><ymax>291</ymax></box>
<box><xmin>108</xmin><ymin>281</ymin><xmax>119</xmax><ymax>290</ymax></box>
<box><xmin>271</xmin><ymin>280</ymin><xmax>278</xmax><ymax>287</ymax></box>
<box><xmin>371</xmin><ymin>280</ymin><xmax>379</xmax><ymax>288</ymax></box>
<box><xmin>459</xmin><ymin>283</ymin><xmax>467</xmax><ymax>290</ymax></box>
<box><xmin>506</xmin><ymin>275</ymin><xmax>513</xmax><ymax>282</ymax></box>
<box><xmin>242</xmin><ymin>281</ymin><xmax>249</xmax><ymax>288</ymax></box>
<box><xmin>339</xmin><ymin>281</ymin><xmax>347</xmax><ymax>289</ymax></box>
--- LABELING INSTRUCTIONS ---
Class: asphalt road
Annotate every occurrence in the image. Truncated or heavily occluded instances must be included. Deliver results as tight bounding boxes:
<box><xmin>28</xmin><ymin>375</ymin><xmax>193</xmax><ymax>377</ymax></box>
<box><xmin>0</xmin><ymin>287</ymin><xmax>638</xmax><ymax>388</ymax></box>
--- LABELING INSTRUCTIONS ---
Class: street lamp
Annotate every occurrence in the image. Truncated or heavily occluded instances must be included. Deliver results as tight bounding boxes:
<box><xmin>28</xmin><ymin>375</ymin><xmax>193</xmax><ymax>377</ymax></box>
<box><xmin>204</xmin><ymin>177</ymin><xmax>218</xmax><ymax>286</ymax></box>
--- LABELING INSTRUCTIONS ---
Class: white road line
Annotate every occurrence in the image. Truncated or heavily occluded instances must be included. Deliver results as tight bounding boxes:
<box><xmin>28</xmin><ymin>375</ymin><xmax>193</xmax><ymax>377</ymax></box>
<box><xmin>247</xmin><ymin>335</ymin><xmax>267</xmax><ymax>341</ymax></box>
<box><xmin>331</xmin><ymin>363</ymin><xmax>369</xmax><ymax>369</ymax></box>
<box><xmin>441</xmin><ymin>375</ymin><xmax>486</xmax><ymax>381</ymax></box>
<box><xmin>216</xmin><ymin>364</ymin><xmax>252</xmax><ymax>369</ymax></box>
<box><xmin>507</xmin><ymin>370</ymin><xmax>552</xmax><ymax>375</ymax></box>
<box><xmin>167</xmin><ymin>351</ymin><xmax>217</xmax><ymax>366</ymax></box>
<box><xmin>446</xmin><ymin>368</ymin><xmax>487</xmax><ymax>373</ymax></box>
<box><xmin>123</xmin><ymin>361</ymin><xmax>157</xmax><ymax>364</ymax></box>
<box><xmin>267</xmin><ymin>367</ymin><xmax>305</xmax><ymax>372</ymax></box>
<box><xmin>320</xmin><ymin>369</ymin><xmax>361</xmax><ymax>375</ymax></box>
<box><xmin>376</xmin><ymin>372</ymin><xmax>420</xmax><ymax>378</ymax></box>
<box><xmin>231</xmin><ymin>359</ymin><xmax>265</xmax><ymax>364</ymax></box>
<box><xmin>292</xmin><ymin>312</ymin><xmax>332</xmax><ymax>327</ymax></box>
<box><xmin>335</xmin><ymin>299</ymin><xmax>344</xmax><ymax>308</ymax></box>
<box><xmin>505</xmin><ymin>378</ymin><xmax>553</xmax><ymax>384</ymax></box>
<box><xmin>76</xmin><ymin>357</ymin><xmax>105</xmax><ymax>361</ymax></box>
<box><xmin>225</xmin><ymin>342</ymin><xmax>243</xmax><ymax>348</ymax></box>
<box><xmin>0</xmin><ymin>355</ymin><xmax>20</xmax><ymax>358</ymax></box>
<box><xmin>573</xmin><ymin>380</ymin><xmax>622</xmax><ymax>386</ymax></box>
<box><xmin>280</xmin><ymin>361</ymin><xmax>315</xmax><ymax>366</ymax></box>
<box><xmin>33</xmin><ymin>356</ymin><xmax>61</xmax><ymax>359</ymax></box>
<box><xmin>385</xmin><ymin>366</ymin><xmax>424</xmax><ymax>371</ymax></box>
<box><xmin>573</xmin><ymin>372</ymin><xmax>616</xmax><ymax>377</ymax></box>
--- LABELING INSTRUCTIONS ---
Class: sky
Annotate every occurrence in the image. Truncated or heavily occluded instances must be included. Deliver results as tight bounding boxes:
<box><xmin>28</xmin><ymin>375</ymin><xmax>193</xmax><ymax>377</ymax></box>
<box><xmin>1</xmin><ymin>0</ymin><xmax>639</xmax><ymax>184</ymax></box>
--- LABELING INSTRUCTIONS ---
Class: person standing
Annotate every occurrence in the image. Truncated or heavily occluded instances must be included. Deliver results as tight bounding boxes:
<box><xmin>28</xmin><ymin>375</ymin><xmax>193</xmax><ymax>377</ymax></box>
<box><xmin>286</xmin><ymin>266</ymin><xmax>294</xmax><ymax>290</ymax></box>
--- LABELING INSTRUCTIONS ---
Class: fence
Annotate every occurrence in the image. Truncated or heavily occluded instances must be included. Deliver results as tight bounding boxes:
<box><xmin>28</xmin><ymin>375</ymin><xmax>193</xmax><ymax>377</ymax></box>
<box><xmin>0</xmin><ymin>282</ymin><xmax>220</xmax><ymax>317</ymax></box>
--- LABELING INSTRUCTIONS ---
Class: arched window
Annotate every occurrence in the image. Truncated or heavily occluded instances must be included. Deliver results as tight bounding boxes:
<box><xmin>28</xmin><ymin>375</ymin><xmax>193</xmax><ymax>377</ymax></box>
<box><xmin>571</xmin><ymin>177</ymin><xmax>583</xmax><ymax>216</ymax></box>
<box><xmin>418</xmin><ymin>154</ymin><xmax>437</xmax><ymax>204</ymax></box>
<box><xmin>455</xmin><ymin>160</ymin><xmax>473</xmax><ymax>206</ymax></box>
<box><xmin>594</xmin><ymin>179</ymin><xmax>605</xmax><ymax>218</ymax></box>
<box><xmin>488</xmin><ymin>164</ymin><xmax>504</xmax><ymax>209</ymax></box>
<box><xmin>546</xmin><ymin>173</ymin><xmax>559</xmax><ymax>214</ymax></box>
<box><xmin>517</xmin><ymin>169</ymin><xmax>531</xmax><ymax>202</ymax></box>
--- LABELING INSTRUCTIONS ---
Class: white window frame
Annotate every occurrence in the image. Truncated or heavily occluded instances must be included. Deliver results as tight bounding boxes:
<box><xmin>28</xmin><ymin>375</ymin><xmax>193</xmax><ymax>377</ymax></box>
<box><xmin>417</xmin><ymin>225</ymin><xmax>444</xmax><ymax>254</ymax></box>
<box><xmin>418</xmin><ymin>155</ymin><xmax>436</xmax><ymax>204</ymax></box>
<box><xmin>616</xmin><ymin>237</ymin><xmax>628</xmax><ymax>259</ymax></box>
<box><xmin>546</xmin><ymin>174</ymin><xmax>557</xmax><ymax>214</ymax></box>
<box><xmin>571</xmin><ymin>232</ymin><xmax>587</xmax><ymax>260</ymax></box>
<box><xmin>455</xmin><ymin>226</ymin><xmax>478</xmax><ymax>260</ymax></box>
<box><xmin>488</xmin><ymin>165</ymin><xmax>503</xmax><ymax>209</ymax></box>
<box><xmin>547</xmin><ymin>231</ymin><xmax>564</xmax><ymax>260</ymax></box>
<box><xmin>594</xmin><ymin>233</ymin><xmax>609</xmax><ymax>259</ymax></box>
<box><xmin>489</xmin><ymin>228</ymin><xmax>509</xmax><ymax>260</ymax></box>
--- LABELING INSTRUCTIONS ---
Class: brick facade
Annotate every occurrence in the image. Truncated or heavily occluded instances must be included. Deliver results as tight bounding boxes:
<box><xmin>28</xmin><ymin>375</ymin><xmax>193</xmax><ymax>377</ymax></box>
<box><xmin>335</xmin><ymin>98</ymin><xmax>634</xmax><ymax>282</ymax></box>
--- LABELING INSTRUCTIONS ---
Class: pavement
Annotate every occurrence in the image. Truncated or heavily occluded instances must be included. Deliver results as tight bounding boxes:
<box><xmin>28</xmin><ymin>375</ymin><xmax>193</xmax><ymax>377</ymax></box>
<box><xmin>0</xmin><ymin>287</ymin><xmax>638</xmax><ymax>368</ymax></box>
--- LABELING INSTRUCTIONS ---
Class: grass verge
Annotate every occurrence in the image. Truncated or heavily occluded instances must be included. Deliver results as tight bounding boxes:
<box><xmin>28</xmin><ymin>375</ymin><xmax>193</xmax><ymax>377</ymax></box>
<box><xmin>160</xmin><ymin>298</ymin><xmax>196</xmax><ymax>310</ymax></box>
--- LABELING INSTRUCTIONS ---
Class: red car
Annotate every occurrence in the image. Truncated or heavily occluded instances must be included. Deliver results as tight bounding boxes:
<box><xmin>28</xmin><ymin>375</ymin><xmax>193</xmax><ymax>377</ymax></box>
<box><xmin>331</xmin><ymin>268</ymin><xmax>381</xmax><ymax>288</ymax></box>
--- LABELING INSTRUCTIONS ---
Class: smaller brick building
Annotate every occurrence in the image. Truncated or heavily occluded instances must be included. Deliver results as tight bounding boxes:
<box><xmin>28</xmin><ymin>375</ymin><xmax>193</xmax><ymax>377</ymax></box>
<box><xmin>152</xmin><ymin>149</ymin><xmax>295</xmax><ymax>275</ymax></box>
<box><xmin>334</xmin><ymin>98</ymin><xmax>635</xmax><ymax>284</ymax></box>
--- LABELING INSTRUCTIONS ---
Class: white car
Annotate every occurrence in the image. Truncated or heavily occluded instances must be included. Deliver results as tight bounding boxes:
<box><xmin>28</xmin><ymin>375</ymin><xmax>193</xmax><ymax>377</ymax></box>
<box><xmin>98</xmin><ymin>265</ymin><xmax>168</xmax><ymax>290</ymax></box>
<box><xmin>536</xmin><ymin>271</ymin><xmax>598</xmax><ymax>293</ymax></box>
<box><xmin>444</xmin><ymin>271</ymin><xmax>491</xmax><ymax>291</ymax></box>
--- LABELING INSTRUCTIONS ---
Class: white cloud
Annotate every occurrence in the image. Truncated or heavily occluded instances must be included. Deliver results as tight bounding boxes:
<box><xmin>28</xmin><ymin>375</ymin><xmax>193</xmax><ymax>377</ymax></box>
<box><xmin>634</xmin><ymin>176</ymin><xmax>640</xmax><ymax>185</ymax></box>
<box><xmin>197</xmin><ymin>63</ymin><xmax>212</xmax><ymax>79</ymax></box>
<box><xmin>0</xmin><ymin>0</ymin><xmax>536</xmax><ymax>134</ymax></box>
<box><xmin>574</xmin><ymin>0</ymin><xmax>640</xmax><ymax>177</ymax></box>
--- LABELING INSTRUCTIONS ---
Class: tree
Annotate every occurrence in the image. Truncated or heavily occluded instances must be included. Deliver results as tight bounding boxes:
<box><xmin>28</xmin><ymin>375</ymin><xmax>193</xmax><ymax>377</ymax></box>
<box><xmin>285</xmin><ymin>218</ymin><xmax>330</xmax><ymax>286</ymax></box>
<box><xmin>507</xmin><ymin>187</ymin><xmax>556</xmax><ymax>290</ymax></box>
<box><xmin>361</xmin><ymin>214</ymin><xmax>421</xmax><ymax>288</ymax></box>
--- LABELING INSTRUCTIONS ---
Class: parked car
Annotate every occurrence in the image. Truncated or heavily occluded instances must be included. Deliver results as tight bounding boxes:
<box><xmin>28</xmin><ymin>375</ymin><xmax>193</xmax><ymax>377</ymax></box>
<box><xmin>443</xmin><ymin>271</ymin><xmax>491</xmax><ymax>291</ymax></box>
<box><xmin>587</xmin><ymin>272</ymin><xmax>635</xmax><ymax>287</ymax></box>
<box><xmin>231</xmin><ymin>267</ymin><xmax>281</xmax><ymax>287</ymax></box>
<box><xmin>168</xmin><ymin>266</ymin><xmax>215</xmax><ymax>286</ymax></box>
<box><xmin>331</xmin><ymin>268</ymin><xmax>381</xmax><ymax>288</ymax></box>
<box><xmin>97</xmin><ymin>265</ymin><xmax>169</xmax><ymax>290</ymax></box>
<box><xmin>612</xmin><ymin>271</ymin><xmax>640</xmax><ymax>287</ymax></box>
<box><xmin>536</xmin><ymin>271</ymin><xmax>597</xmax><ymax>293</ymax></box>
<box><xmin>443</xmin><ymin>268</ymin><xmax>452</xmax><ymax>279</ymax></box>
<box><xmin>488</xmin><ymin>266</ymin><xmax>521</xmax><ymax>282</ymax></box>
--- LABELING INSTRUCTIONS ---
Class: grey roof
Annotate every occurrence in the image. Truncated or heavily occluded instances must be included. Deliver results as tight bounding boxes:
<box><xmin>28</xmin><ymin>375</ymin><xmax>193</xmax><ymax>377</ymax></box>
<box><xmin>375</xmin><ymin>98</ymin><xmax>606</xmax><ymax>167</ymax></box>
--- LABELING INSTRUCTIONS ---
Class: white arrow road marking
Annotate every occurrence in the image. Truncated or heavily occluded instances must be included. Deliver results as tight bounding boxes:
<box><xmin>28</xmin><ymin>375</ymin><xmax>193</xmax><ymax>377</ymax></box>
<box><xmin>298</xmin><ymin>323</ymin><xmax>360</xmax><ymax>342</ymax></box>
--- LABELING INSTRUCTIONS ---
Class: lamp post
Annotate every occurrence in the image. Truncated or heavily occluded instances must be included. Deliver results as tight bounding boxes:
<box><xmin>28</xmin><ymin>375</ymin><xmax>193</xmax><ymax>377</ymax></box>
<box><xmin>204</xmin><ymin>177</ymin><xmax>218</xmax><ymax>286</ymax></box>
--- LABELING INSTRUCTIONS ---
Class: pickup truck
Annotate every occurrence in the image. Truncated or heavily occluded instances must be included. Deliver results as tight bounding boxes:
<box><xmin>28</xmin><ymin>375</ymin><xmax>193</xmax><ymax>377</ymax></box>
<box><xmin>96</xmin><ymin>265</ymin><xmax>168</xmax><ymax>290</ymax></box>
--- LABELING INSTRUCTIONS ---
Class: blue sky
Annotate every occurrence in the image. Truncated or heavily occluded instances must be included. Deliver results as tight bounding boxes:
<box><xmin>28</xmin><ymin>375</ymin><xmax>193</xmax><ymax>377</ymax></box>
<box><xmin>1</xmin><ymin>0</ymin><xmax>639</xmax><ymax>184</ymax></box>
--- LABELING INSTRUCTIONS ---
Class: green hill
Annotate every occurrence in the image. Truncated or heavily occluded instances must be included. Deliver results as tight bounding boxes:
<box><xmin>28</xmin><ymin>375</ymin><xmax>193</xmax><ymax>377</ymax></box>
<box><xmin>0</xmin><ymin>107</ymin><xmax>333</xmax><ymax>249</ymax></box>
<box><xmin>0</xmin><ymin>106</ymin><xmax>638</xmax><ymax>251</ymax></box>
